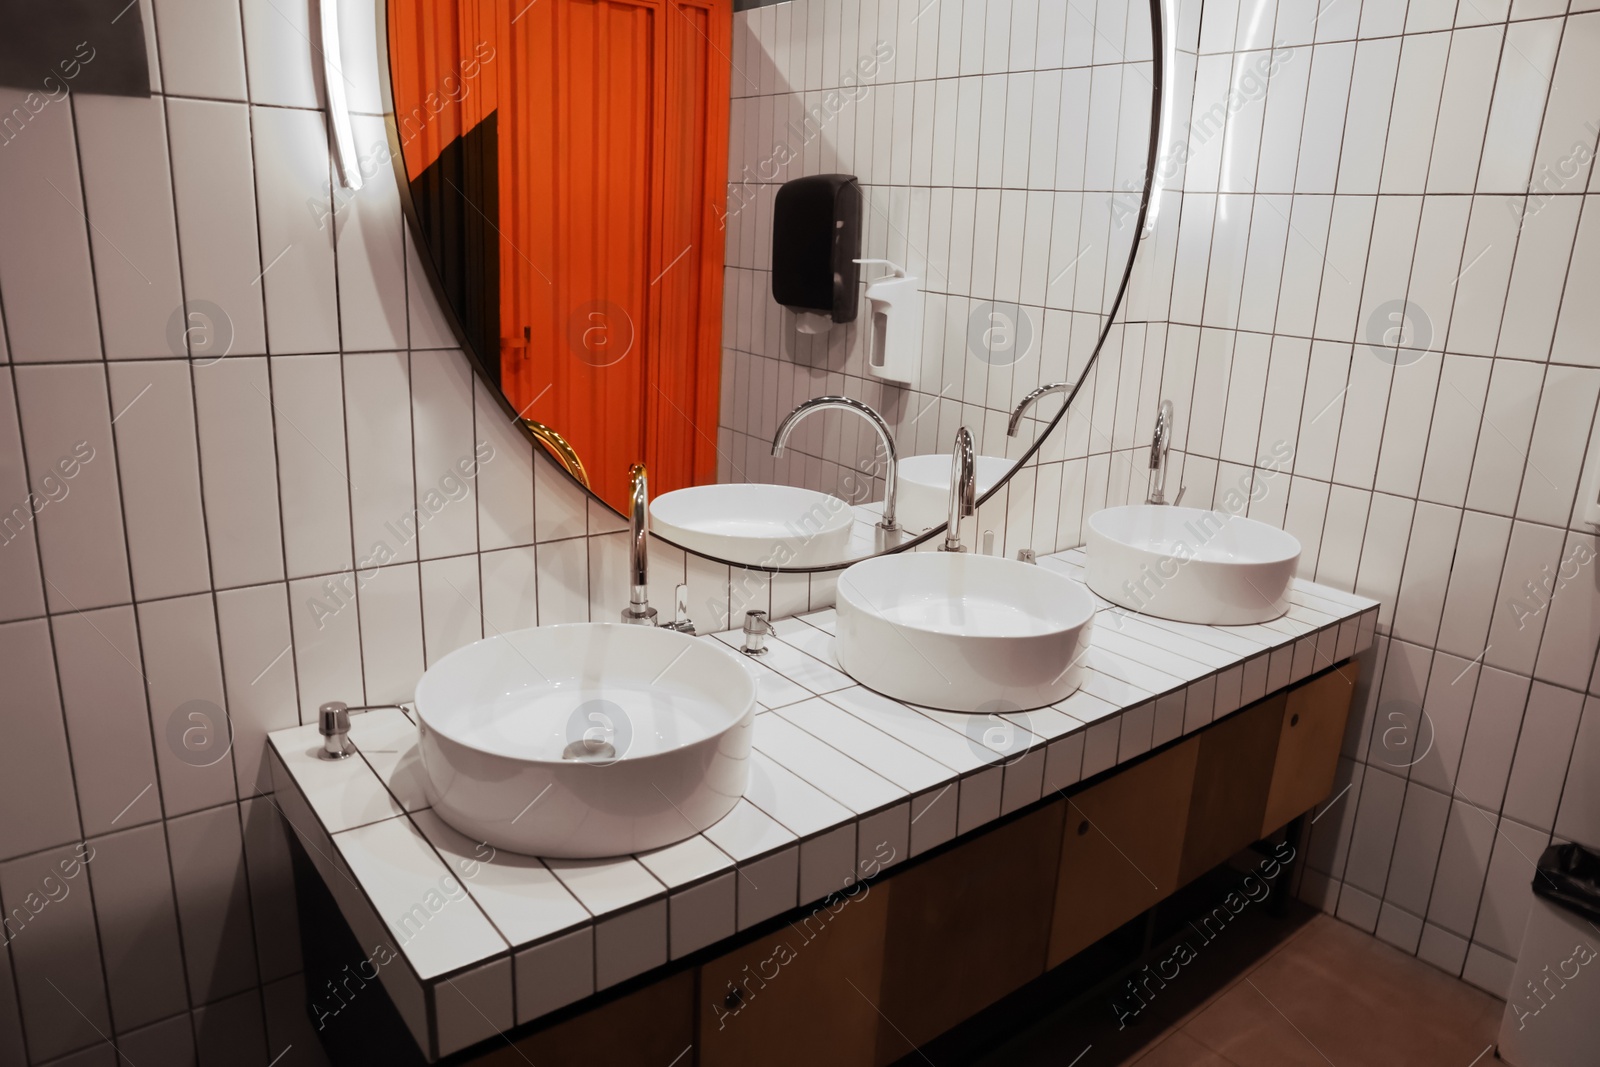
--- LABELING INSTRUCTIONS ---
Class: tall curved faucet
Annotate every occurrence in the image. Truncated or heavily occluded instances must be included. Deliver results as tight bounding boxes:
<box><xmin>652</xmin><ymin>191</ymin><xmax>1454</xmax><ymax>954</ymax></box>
<box><xmin>1007</xmin><ymin>381</ymin><xmax>1071</xmax><ymax>437</ymax></box>
<box><xmin>619</xmin><ymin>464</ymin><xmax>694</xmax><ymax>631</ymax></box>
<box><xmin>941</xmin><ymin>426</ymin><xmax>975</xmax><ymax>552</ymax></box>
<box><xmin>621</xmin><ymin>464</ymin><xmax>658</xmax><ymax>625</ymax></box>
<box><xmin>1148</xmin><ymin>399</ymin><xmax>1175</xmax><ymax>505</ymax></box>
<box><xmin>771</xmin><ymin>396</ymin><xmax>899</xmax><ymax>530</ymax></box>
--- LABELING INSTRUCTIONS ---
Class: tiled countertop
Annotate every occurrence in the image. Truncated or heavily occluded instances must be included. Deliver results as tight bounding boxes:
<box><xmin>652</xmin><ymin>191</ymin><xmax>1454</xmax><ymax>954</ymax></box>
<box><xmin>267</xmin><ymin>547</ymin><xmax>1379</xmax><ymax>1061</ymax></box>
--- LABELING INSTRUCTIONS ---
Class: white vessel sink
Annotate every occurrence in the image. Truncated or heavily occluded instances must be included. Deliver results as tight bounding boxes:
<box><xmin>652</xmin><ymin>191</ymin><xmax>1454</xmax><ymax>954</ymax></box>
<box><xmin>651</xmin><ymin>483</ymin><xmax>855</xmax><ymax>567</ymax></box>
<box><xmin>896</xmin><ymin>453</ymin><xmax>1010</xmax><ymax>533</ymax></box>
<box><xmin>414</xmin><ymin>623</ymin><xmax>755</xmax><ymax>858</ymax></box>
<box><xmin>834</xmin><ymin>553</ymin><xmax>1096</xmax><ymax>712</ymax></box>
<box><xmin>1085</xmin><ymin>505</ymin><xmax>1301</xmax><ymax>625</ymax></box>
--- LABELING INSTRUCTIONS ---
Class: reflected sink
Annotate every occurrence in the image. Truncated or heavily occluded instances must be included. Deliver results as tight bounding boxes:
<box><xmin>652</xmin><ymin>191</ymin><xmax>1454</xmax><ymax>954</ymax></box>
<box><xmin>1085</xmin><ymin>505</ymin><xmax>1301</xmax><ymax>625</ymax></box>
<box><xmin>414</xmin><ymin>623</ymin><xmax>755</xmax><ymax>858</ymax></box>
<box><xmin>834</xmin><ymin>553</ymin><xmax>1096</xmax><ymax>712</ymax></box>
<box><xmin>895</xmin><ymin>453</ymin><xmax>1011</xmax><ymax>533</ymax></box>
<box><xmin>651</xmin><ymin>483</ymin><xmax>855</xmax><ymax>567</ymax></box>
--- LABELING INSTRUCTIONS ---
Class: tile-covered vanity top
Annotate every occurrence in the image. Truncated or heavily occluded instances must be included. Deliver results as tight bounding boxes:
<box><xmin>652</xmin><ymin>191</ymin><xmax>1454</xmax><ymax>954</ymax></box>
<box><xmin>267</xmin><ymin>548</ymin><xmax>1379</xmax><ymax>1061</ymax></box>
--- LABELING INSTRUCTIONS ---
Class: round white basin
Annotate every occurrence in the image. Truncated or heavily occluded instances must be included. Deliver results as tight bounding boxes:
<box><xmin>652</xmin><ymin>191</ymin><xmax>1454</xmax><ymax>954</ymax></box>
<box><xmin>651</xmin><ymin>483</ymin><xmax>855</xmax><ymax>567</ymax></box>
<box><xmin>834</xmin><ymin>553</ymin><xmax>1096</xmax><ymax>712</ymax></box>
<box><xmin>414</xmin><ymin>623</ymin><xmax>755</xmax><ymax>858</ymax></box>
<box><xmin>1085</xmin><ymin>505</ymin><xmax>1301</xmax><ymax>625</ymax></box>
<box><xmin>895</xmin><ymin>454</ymin><xmax>1011</xmax><ymax>533</ymax></box>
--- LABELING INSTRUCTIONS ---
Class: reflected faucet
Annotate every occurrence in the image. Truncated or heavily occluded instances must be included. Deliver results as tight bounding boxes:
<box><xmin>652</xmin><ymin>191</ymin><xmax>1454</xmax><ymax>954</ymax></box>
<box><xmin>941</xmin><ymin>426</ymin><xmax>976</xmax><ymax>553</ymax></box>
<box><xmin>1007</xmin><ymin>381</ymin><xmax>1071</xmax><ymax>437</ymax></box>
<box><xmin>1148</xmin><ymin>400</ymin><xmax>1177</xmax><ymax>506</ymax></box>
<box><xmin>771</xmin><ymin>396</ymin><xmax>899</xmax><ymax>530</ymax></box>
<box><xmin>621</xmin><ymin>464</ymin><xmax>694</xmax><ymax>631</ymax></box>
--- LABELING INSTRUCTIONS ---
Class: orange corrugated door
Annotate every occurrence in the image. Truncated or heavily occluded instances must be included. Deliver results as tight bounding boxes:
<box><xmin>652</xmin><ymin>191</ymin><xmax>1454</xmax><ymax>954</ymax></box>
<box><xmin>510</xmin><ymin>0</ymin><xmax>658</xmax><ymax>510</ymax></box>
<box><xmin>391</xmin><ymin>0</ymin><xmax>729</xmax><ymax>513</ymax></box>
<box><xmin>647</xmin><ymin>0</ymin><xmax>731</xmax><ymax>497</ymax></box>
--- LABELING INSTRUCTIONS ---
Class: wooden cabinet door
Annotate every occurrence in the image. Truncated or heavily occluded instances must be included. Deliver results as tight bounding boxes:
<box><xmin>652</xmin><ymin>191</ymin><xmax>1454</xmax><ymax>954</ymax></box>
<box><xmin>1261</xmin><ymin>663</ymin><xmax>1359</xmax><ymax>836</ymax></box>
<box><xmin>479</xmin><ymin>969</ymin><xmax>694</xmax><ymax>1066</ymax></box>
<box><xmin>697</xmin><ymin>877</ymin><xmax>891</xmax><ymax>1067</ymax></box>
<box><xmin>1048</xmin><ymin>738</ymin><xmax>1199</xmax><ymax>969</ymax></box>
<box><xmin>875</xmin><ymin>801</ymin><xmax>1067</xmax><ymax>1064</ymax></box>
<box><xmin>1178</xmin><ymin>694</ymin><xmax>1286</xmax><ymax>885</ymax></box>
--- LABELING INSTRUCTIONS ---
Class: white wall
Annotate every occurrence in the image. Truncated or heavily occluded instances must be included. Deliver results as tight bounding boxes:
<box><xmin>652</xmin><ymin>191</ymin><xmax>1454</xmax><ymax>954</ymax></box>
<box><xmin>1149</xmin><ymin>0</ymin><xmax>1600</xmax><ymax>1000</ymax></box>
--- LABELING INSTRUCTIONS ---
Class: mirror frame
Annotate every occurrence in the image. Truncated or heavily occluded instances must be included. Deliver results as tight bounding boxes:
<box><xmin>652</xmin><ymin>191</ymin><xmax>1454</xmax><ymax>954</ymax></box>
<box><xmin>374</xmin><ymin>0</ymin><xmax>1166</xmax><ymax>573</ymax></box>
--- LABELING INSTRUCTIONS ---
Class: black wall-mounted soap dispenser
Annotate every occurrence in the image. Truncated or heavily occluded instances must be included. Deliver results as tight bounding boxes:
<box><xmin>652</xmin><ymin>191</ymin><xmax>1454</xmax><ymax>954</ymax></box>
<box><xmin>771</xmin><ymin>174</ymin><xmax>862</xmax><ymax>333</ymax></box>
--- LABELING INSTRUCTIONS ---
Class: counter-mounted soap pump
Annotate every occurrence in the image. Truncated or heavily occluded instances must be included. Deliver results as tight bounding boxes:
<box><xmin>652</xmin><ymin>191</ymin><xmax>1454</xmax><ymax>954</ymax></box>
<box><xmin>853</xmin><ymin>258</ymin><xmax>921</xmax><ymax>385</ymax></box>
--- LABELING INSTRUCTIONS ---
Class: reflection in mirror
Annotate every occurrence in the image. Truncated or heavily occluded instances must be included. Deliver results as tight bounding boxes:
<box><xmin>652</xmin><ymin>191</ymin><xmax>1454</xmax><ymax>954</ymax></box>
<box><xmin>383</xmin><ymin>0</ymin><xmax>1156</xmax><ymax>570</ymax></box>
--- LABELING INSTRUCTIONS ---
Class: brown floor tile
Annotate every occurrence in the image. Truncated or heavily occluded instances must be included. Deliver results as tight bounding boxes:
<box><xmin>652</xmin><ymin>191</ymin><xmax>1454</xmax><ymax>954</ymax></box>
<box><xmin>1130</xmin><ymin>1030</ymin><xmax>1236</xmax><ymax>1066</ymax></box>
<box><xmin>1183</xmin><ymin>915</ymin><xmax>1501</xmax><ymax>1067</ymax></box>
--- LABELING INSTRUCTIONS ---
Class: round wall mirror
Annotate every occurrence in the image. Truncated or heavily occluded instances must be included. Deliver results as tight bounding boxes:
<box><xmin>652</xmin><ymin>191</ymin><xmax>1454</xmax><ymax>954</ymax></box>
<box><xmin>378</xmin><ymin>0</ymin><xmax>1161</xmax><ymax>570</ymax></box>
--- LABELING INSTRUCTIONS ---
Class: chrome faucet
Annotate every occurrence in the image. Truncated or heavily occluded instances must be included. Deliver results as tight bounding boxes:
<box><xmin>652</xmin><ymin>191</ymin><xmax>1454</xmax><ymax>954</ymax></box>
<box><xmin>771</xmin><ymin>396</ymin><xmax>899</xmax><ymax>530</ymax></box>
<box><xmin>941</xmin><ymin>426</ymin><xmax>976</xmax><ymax>552</ymax></box>
<box><xmin>1007</xmin><ymin>381</ymin><xmax>1071</xmax><ymax>437</ymax></box>
<box><xmin>620</xmin><ymin>464</ymin><xmax>694</xmax><ymax>632</ymax></box>
<box><xmin>1147</xmin><ymin>400</ymin><xmax>1177</xmax><ymax>505</ymax></box>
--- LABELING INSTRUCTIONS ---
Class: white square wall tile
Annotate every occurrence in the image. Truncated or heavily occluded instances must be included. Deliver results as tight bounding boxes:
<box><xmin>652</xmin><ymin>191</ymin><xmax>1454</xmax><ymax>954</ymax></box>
<box><xmin>0</xmin><ymin>619</ymin><xmax>81</xmax><ymax>861</ymax></box>
<box><xmin>74</xmin><ymin>93</ymin><xmax>185</xmax><ymax>359</ymax></box>
<box><xmin>13</xmin><ymin>364</ymin><xmax>129</xmax><ymax>612</ymax></box>
<box><xmin>153</xmin><ymin>0</ymin><xmax>249</xmax><ymax>99</ymax></box>
<box><xmin>0</xmin><ymin>88</ymin><xmax>99</xmax><ymax>361</ymax></box>
<box><xmin>272</xmin><ymin>354</ymin><xmax>354</xmax><ymax>579</ymax></box>
<box><xmin>50</xmin><ymin>607</ymin><xmax>163</xmax><ymax>835</ymax></box>
<box><xmin>167</xmin><ymin>803</ymin><xmax>261</xmax><ymax>1004</ymax></box>
<box><xmin>108</xmin><ymin>361</ymin><xmax>210</xmax><ymax>600</ymax></box>
<box><xmin>166</xmin><ymin>98</ymin><xmax>267</xmax><ymax>356</ymax></box>
<box><xmin>139</xmin><ymin>593</ymin><xmax>238</xmax><ymax>817</ymax></box>
<box><xmin>253</xmin><ymin>106</ymin><xmax>340</xmax><ymax>354</ymax></box>
<box><xmin>193</xmin><ymin>357</ymin><xmax>284</xmax><ymax>588</ymax></box>
<box><xmin>241</xmin><ymin>0</ymin><xmax>322</xmax><ymax>109</ymax></box>
<box><xmin>345</xmin><ymin>350</ymin><xmax>419</xmax><ymax>561</ymax></box>
<box><xmin>411</xmin><ymin>350</ymin><xmax>480</xmax><ymax>559</ymax></box>
<box><xmin>214</xmin><ymin>585</ymin><xmax>299</xmax><ymax>799</ymax></box>
<box><xmin>85</xmin><ymin>823</ymin><xmax>189</xmax><ymax>1031</ymax></box>
<box><xmin>0</xmin><ymin>372</ymin><xmax>45</xmax><ymax>622</ymax></box>
<box><xmin>0</xmin><ymin>843</ymin><xmax>109</xmax><ymax>1062</ymax></box>
<box><xmin>338</xmin><ymin>115</ymin><xmax>410</xmax><ymax>350</ymax></box>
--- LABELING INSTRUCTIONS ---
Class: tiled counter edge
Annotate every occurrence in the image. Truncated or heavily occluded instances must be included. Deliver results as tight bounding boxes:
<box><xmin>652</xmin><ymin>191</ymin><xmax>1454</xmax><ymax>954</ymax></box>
<box><xmin>266</xmin><ymin>548</ymin><xmax>1380</xmax><ymax>1061</ymax></box>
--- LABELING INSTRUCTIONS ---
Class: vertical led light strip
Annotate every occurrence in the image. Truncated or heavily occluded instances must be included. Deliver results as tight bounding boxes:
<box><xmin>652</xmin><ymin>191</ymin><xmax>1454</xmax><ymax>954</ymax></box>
<box><xmin>1141</xmin><ymin>0</ymin><xmax>1177</xmax><ymax>240</ymax></box>
<box><xmin>321</xmin><ymin>0</ymin><xmax>364</xmax><ymax>190</ymax></box>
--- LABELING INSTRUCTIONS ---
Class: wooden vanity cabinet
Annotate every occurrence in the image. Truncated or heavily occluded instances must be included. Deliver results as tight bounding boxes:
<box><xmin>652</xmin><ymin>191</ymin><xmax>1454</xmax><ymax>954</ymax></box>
<box><xmin>695</xmin><ymin>878</ymin><xmax>892</xmax><ymax>1067</ymax></box>
<box><xmin>873</xmin><ymin>801</ymin><xmax>1067</xmax><ymax>1065</ymax></box>
<box><xmin>1262</xmin><ymin>663</ymin><xmax>1359</xmax><ymax>836</ymax></box>
<box><xmin>1047</xmin><ymin>739</ymin><xmax>1199</xmax><ymax>968</ymax></box>
<box><xmin>1178</xmin><ymin>693</ymin><xmax>1287</xmax><ymax>885</ymax></box>
<box><xmin>479</xmin><ymin>970</ymin><xmax>694</xmax><ymax>1066</ymax></box>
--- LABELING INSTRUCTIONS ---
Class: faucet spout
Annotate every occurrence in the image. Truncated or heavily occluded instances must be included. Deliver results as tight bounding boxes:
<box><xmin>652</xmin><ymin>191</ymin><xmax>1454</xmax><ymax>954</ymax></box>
<box><xmin>771</xmin><ymin>396</ymin><xmax>900</xmax><ymax>530</ymax></box>
<box><xmin>941</xmin><ymin>426</ymin><xmax>976</xmax><ymax>552</ymax></box>
<box><xmin>1007</xmin><ymin>381</ymin><xmax>1071</xmax><ymax>437</ymax></box>
<box><xmin>1147</xmin><ymin>399</ymin><xmax>1175</xmax><ymax>505</ymax></box>
<box><xmin>621</xmin><ymin>463</ymin><xmax>658</xmax><ymax>625</ymax></box>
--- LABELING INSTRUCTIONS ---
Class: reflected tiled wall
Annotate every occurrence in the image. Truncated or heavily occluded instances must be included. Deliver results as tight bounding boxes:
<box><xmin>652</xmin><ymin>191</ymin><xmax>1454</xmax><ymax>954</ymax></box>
<box><xmin>717</xmin><ymin>0</ymin><xmax>1156</xmax><ymax>515</ymax></box>
<box><xmin>1150</xmin><ymin>0</ymin><xmax>1600</xmax><ymax>1001</ymax></box>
